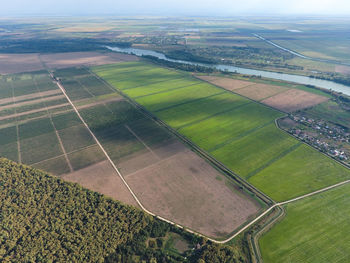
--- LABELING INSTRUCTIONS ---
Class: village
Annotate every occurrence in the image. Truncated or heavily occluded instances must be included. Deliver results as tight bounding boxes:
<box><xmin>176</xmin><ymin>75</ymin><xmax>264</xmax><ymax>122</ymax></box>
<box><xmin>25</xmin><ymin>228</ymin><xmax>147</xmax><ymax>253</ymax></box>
<box><xmin>280</xmin><ymin>114</ymin><xmax>350</xmax><ymax>166</ymax></box>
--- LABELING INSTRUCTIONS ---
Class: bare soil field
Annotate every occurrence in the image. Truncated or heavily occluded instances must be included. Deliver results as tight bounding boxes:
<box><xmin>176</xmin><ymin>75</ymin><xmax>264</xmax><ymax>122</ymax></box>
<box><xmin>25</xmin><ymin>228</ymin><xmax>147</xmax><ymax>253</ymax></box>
<box><xmin>0</xmin><ymin>54</ymin><xmax>44</xmax><ymax>74</ymax></box>
<box><xmin>41</xmin><ymin>52</ymin><xmax>138</xmax><ymax>69</ymax></box>
<box><xmin>198</xmin><ymin>76</ymin><xmax>253</xmax><ymax>91</ymax></box>
<box><xmin>234</xmin><ymin>83</ymin><xmax>289</xmax><ymax>101</ymax></box>
<box><xmin>261</xmin><ymin>89</ymin><xmax>329</xmax><ymax>112</ymax></box>
<box><xmin>62</xmin><ymin>160</ymin><xmax>138</xmax><ymax>207</ymax></box>
<box><xmin>124</xmin><ymin>150</ymin><xmax>261</xmax><ymax>238</ymax></box>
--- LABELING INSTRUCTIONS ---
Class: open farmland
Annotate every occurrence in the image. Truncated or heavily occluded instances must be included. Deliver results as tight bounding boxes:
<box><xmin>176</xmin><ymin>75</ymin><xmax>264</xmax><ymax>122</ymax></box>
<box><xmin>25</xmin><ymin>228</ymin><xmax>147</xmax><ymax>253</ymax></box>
<box><xmin>73</xmin><ymin>97</ymin><xmax>262</xmax><ymax>239</ymax></box>
<box><xmin>200</xmin><ymin>75</ymin><xmax>329</xmax><ymax>112</ymax></box>
<box><xmin>259</xmin><ymin>182</ymin><xmax>350</xmax><ymax>263</ymax></box>
<box><xmin>0</xmin><ymin>70</ymin><xmax>137</xmax><ymax>206</ymax></box>
<box><xmin>53</xmin><ymin>67</ymin><xmax>263</xmax><ymax>239</ymax></box>
<box><xmin>94</xmin><ymin>62</ymin><xmax>350</xmax><ymax>202</ymax></box>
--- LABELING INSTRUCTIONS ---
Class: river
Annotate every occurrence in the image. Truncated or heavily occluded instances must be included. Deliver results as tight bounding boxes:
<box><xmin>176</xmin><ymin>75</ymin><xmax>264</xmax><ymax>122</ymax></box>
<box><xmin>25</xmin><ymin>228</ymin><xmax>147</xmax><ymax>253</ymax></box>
<box><xmin>106</xmin><ymin>46</ymin><xmax>350</xmax><ymax>96</ymax></box>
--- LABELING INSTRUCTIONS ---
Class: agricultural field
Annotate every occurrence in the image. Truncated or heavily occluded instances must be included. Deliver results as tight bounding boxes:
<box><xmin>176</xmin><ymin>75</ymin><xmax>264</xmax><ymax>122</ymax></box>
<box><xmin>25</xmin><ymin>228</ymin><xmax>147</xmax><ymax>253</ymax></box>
<box><xmin>0</xmin><ymin>69</ymin><xmax>137</xmax><ymax>206</ymax></box>
<box><xmin>94</xmin><ymin>61</ymin><xmax>350</xmax><ymax>202</ymax></box>
<box><xmin>259</xmin><ymin>182</ymin><xmax>350</xmax><ymax>263</ymax></box>
<box><xmin>200</xmin><ymin>75</ymin><xmax>330</xmax><ymax>112</ymax></box>
<box><xmin>51</xmin><ymin>66</ymin><xmax>263</xmax><ymax>239</ymax></box>
<box><xmin>75</xmin><ymin>98</ymin><xmax>261</xmax><ymax>239</ymax></box>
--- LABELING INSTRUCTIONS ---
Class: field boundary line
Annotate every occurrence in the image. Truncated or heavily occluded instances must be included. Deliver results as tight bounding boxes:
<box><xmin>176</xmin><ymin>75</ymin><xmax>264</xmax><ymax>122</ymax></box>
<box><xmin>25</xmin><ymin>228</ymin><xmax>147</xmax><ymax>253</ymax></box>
<box><xmin>245</xmin><ymin>142</ymin><xmax>302</xmax><ymax>180</ymax></box>
<box><xmin>30</xmin><ymin>143</ymin><xmax>98</xmax><ymax>166</ymax></box>
<box><xmin>176</xmin><ymin>101</ymin><xmax>253</xmax><ymax>131</ymax></box>
<box><xmin>207</xmin><ymin>119</ymin><xmax>274</xmax><ymax>153</ymax></box>
<box><xmin>10</xmin><ymin>82</ymin><xmax>22</xmax><ymax>163</ymax></box>
<box><xmin>133</xmin><ymin>81</ymin><xmax>203</xmax><ymax>99</ymax></box>
<box><xmin>124</xmin><ymin>124</ymin><xmax>160</xmax><ymax>160</ymax></box>
<box><xmin>33</xmin><ymin>78</ymin><xmax>74</xmax><ymax>172</ymax></box>
<box><xmin>154</xmin><ymin>90</ymin><xmax>227</xmax><ymax>113</ymax></box>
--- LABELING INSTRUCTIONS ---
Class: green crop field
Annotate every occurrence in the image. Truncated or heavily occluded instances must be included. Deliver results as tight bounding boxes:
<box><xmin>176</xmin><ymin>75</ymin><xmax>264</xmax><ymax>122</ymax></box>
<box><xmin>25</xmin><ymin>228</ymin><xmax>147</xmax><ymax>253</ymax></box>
<box><xmin>94</xmin><ymin>61</ymin><xmax>350</xmax><ymax>202</ymax></box>
<box><xmin>211</xmin><ymin>123</ymin><xmax>300</xmax><ymax>178</ymax></box>
<box><xmin>260</xmin><ymin>182</ymin><xmax>350</xmax><ymax>263</ymax></box>
<box><xmin>249</xmin><ymin>144</ymin><xmax>350</xmax><ymax>201</ymax></box>
<box><xmin>179</xmin><ymin>102</ymin><xmax>282</xmax><ymax>150</ymax></box>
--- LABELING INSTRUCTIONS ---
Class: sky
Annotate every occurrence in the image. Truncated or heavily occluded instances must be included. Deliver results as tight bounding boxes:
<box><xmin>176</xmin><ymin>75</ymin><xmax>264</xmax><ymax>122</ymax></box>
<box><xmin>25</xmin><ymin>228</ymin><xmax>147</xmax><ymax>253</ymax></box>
<box><xmin>1</xmin><ymin>0</ymin><xmax>350</xmax><ymax>16</ymax></box>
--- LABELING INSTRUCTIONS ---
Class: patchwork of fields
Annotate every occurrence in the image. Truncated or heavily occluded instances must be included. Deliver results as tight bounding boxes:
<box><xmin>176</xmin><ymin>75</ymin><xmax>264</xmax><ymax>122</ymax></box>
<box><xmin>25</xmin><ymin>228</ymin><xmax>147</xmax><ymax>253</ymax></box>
<box><xmin>94</xmin><ymin>62</ymin><xmax>350</xmax><ymax>202</ymax></box>
<box><xmin>51</xmin><ymin>66</ymin><xmax>262</xmax><ymax>239</ymax></box>
<box><xmin>0</xmin><ymin>69</ymin><xmax>137</xmax><ymax>206</ymax></box>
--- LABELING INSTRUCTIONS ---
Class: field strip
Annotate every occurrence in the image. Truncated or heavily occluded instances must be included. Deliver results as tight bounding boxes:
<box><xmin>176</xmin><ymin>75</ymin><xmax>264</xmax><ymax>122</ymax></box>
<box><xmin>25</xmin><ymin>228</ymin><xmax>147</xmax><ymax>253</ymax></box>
<box><xmin>54</xmin><ymin>128</ymin><xmax>74</xmax><ymax>172</ymax></box>
<box><xmin>245</xmin><ymin>142</ymin><xmax>302</xmax><ymax>180</ymax></box>
<box><xmin>30</xmin><ymin>144</ymin><xmax>98</xmax><ymax>166</ymax></box>
<box><xmin>0</xmin><ymin>103</ymin><xmax>70</xmax><ymax>121</ymax></box>
<box><xmin>133</xmin><ymin>81</ymin><xmax>203</xmax><ymax>99</ymax></box>
<box><xmin>124</xmin><ymin>150</ymin><xmax>189</xmax><ymax>179</ymax></box>
<box><xmin>75</xmin><ymin>97</ymin><xmax>124</xmax><ymax>110</ymax></box>
<box><xmin>33</xmin><ymin>78</ymin><xmax>74</xmax><ymax>172</ymax></box>
<box><xmin>85</xmin><ymin>67</ymin><xmax>122</xmax><ymax>94</ymax></box>
<box><xmin>124</xmin><ymin>124</ymin><xmax>161</xmax><ymax>160</ymax></box>
<box><xmin>0</xmin><ymin>89</ymin><xmax>62</xmax><ymax>106</ymax></box>
<box><xmin>153</xmin><ymin>91</ymin><xmax>227</xmax><ymax>113</ymax></box>
<box><xmin>11</xmin><ymin>82</ymin><xmax>21</xmax><ymax>163</ymax></box>
<box><xmin>176</xmin><ymin>101</ymin><xmax>253</xmax><ymax>131</ymax></box>
<box><xmin>0</xmin><ymin>94</ymin><xmax>65</xmax><ymax>111</ymax></box>
<box><xmin>121</xmin><ymin>76</ymin><xmax>186</xmax><ymax>91</ymax></box>
<box><xmin>207</xmin><ymin>119</ymin><xmax>274</xmax><ymax>152</ymax></box>
<box><xmin>75</xmin><ymin>77</ymin><xmax>96</xmax><ymax>98</ymax></box>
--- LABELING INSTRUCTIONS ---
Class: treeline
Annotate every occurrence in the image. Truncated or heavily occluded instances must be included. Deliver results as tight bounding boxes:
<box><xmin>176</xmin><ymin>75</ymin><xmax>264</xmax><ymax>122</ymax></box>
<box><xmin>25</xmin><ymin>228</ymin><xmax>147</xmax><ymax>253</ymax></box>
<box><xmin>310</xmin><ymin>73</ymin><xmax>350</xmax><ymax>87</ymax></box>
<box><xmin>0</xmin><ymin>38</ymin><xmax>131</xmax><ymax>53</ymax></box>
<box><xmin>164</xmin><ymin>50</ymin><xmax>215</xmax><ymax>64</ymax></box>
<box><xmin>0</xmin><ymin>158</ymin><xmax>249</xmax><ymax>262</ymax></box>
<box><xmin>142</xmin><ymin>55</ymin><xmax>215</xmax><ymax>73</ymax></box>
